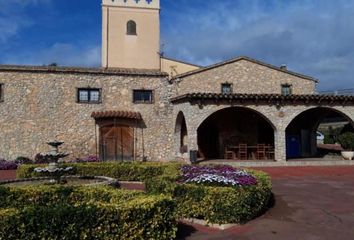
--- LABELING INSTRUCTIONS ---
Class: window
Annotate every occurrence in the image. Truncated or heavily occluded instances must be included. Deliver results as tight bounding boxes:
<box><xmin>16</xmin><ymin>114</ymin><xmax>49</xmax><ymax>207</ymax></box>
<box><xmin>221</xmin><ymin>83</ymin><xmax>233</xmax><ymax>94</ymax></box>
<box><xmin>133</xmin><ymin>90</ymin><xmax>153</xmax><ymax>104</ymax></box>
<box><xmin>0</xmin><ymin>84</ymin><xmax>3</xmax><ymax>102</ymax></box>
<box><xmin>127</xmin><ymin>20</ymin><xmax>137</xmax><ymax>35</ymax></box>
<box><xmin>281</xmin><ymin>84</ymin><xmax>292</xmax><ymax>96</ymax></box>
<box><xmin>77</xmin><ymin>88</ymin><xmax>101</xmax><ymax>103</ymax></box>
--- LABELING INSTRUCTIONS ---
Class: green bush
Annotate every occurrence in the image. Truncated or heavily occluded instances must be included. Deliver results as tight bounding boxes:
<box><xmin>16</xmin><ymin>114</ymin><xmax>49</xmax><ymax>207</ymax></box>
<box><xmin>0</xmin><ymin>185</ymin><xmax>177</xmax><ymax>240</ymax></box>
<box><xmin>146</xmin><ymin>169</ymin><xmax>272</xmax><ymax>224</ymax></box>
<box><xmin>323</xmin><ymin>133</ymin><xmax>335</xmax><ymax>144</ymax></box>
<box><xmin>15</xmin><ymin>162</ymin><xmax>271</xmax><ymax>225</ymax></box>
<box><xmin>337</xmin><ymin>132</ymin><xmax>354</xmax><ymax>150</ymax></box>
<box><xmin>17</xmin><ymin>162</ymin><xmax>182</xmax><ymax>181</ymax></box>
<box><xmin>0</xmin><ymin>186</ymin><xmax>144</xmax><ymax>208</ymax></box>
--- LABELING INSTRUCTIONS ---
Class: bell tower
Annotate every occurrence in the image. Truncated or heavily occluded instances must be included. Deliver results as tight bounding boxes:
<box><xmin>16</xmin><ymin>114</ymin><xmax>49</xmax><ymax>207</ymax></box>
<box><xmin>102</xmin><ymin>0</ymin><xmax>160</xmax><ymax>69</ymax></box>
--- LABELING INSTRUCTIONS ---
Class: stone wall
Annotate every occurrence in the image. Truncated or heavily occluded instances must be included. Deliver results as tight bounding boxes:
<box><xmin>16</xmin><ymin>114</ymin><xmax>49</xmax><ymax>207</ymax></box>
<box><xmin>175</xmin><ymin>59</ymin><xmax>317</xmax><ymax>96</ymax></box>
<box><xmin>0</xmin><ymin>70</ymin><xmax>175</xmax><ymax>161</ymax></box>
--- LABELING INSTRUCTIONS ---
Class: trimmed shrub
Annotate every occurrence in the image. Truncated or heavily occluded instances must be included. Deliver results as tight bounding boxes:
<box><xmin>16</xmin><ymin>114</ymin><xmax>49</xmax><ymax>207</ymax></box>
<box><xmin>17</xmin><ymin>162</ymin><xmax>182</xmax><ymax>181</ymax></box>
<box><xmin>14</xmin><ymin>156</ymin><xmax>33</xmax><ymax>165</ymax></box>
<box><xmin>146</xmin><ymin>167</ymin><xmax>272</xmax><ymax>224</ymax></box>
<box><xmin>0</xmin><ymin>185</ymin><xmax>177</xmax><ymax>240</ymax></box>
<box><xmin>15</xmin><ymin>162</ymin><xmax>271</xmax><ymax>225</ymax></box>
<box><xmin>337</xmin><ymin>132</ymin><xmax>354</xmax><ymax>150</ymax></box>
<box><xmin>71</xmin><ymin>155</ymin><xmax>100</xmax><ymax>163</ymax></box>
<box><xmin>0</xmin><ymin>186</ymin><xmax>144</xmax><ymax>208</ymax></box>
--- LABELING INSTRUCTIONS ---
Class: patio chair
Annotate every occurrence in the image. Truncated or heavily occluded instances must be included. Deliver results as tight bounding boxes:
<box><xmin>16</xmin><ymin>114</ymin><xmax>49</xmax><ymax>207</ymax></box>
<box><xmin>267</xmin><ymin>146</ymin><xmax>275</xmax><ymax>160</ymax></box>
<box><xmin>256</xmin><ymin>144</ymin><xmax>266</xmax><ymax>160</ymax></box>
<box><xmin>239</xmin><ymin>144</ymin><xmax>248</xmax><ymax>160</ymax></box>
<box><xmin>224</xmin><ymin>146</ymin><xmax>236</xmax><ymax>159</ymax></box>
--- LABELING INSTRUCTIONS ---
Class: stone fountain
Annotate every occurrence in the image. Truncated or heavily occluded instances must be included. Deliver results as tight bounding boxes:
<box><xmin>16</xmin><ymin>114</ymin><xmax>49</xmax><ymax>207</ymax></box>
<box><xmin>0</xmin><ymin>141</ymin><xmax>117</xmax><ymax>187</ymax></box>
<box><xmin>34</xmin><ymin>141</ymin><xmax>73</xmax><ymax>184</ymax></box>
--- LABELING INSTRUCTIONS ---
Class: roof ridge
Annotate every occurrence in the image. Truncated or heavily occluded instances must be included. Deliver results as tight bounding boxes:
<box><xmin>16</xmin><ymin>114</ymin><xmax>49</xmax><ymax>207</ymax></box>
<box><xmin>0</xmin><ymin>64</ymin><xmax>168</xmax><ymax>77</ymax></box>
<box><xmin>161</xmin><ymin>56</ymin><xmax>202</xmax><ymax>68</ymax></box>
<box><xmin>171</xmin><ymin>56</ymin><xmax>318</xmax><ymax>83</ymax></box>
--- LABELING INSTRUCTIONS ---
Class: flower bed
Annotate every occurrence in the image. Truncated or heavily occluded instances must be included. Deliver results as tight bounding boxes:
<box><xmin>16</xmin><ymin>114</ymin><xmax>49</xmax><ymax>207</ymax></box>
<box><xmin>0</xmin><ymin>159</ymin><xmax>18</xmax><ymax>170</ymax></box>
<box><xmin>146</xmin><ymin>165</ymin><xmax>272</xmax><ymax>224</ymax></box>
<box><xmin>179</xmin><ymin>165</ymin><xmax>257</xmax><ymax>187</ymax></box>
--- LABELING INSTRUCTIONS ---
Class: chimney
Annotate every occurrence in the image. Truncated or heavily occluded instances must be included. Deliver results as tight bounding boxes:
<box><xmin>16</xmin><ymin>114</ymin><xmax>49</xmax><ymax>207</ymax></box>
<box><xmin>280</xmin><ymin>64</ymin><xmax>287</xmax><ymax>70</ymax></box>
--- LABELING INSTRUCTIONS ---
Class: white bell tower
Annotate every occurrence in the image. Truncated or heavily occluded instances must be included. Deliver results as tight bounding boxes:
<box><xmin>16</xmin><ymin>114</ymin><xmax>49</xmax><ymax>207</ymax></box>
<box><xmin>102</xmin><ymin>0</ymin><xmax>160</xmax><ymax>69</ymax></box>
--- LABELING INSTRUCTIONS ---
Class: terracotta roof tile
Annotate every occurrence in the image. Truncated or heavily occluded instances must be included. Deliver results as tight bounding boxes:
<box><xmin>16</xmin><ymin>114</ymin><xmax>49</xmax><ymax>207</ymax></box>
<box><xmin>91</xmin><ymin>111</ymin><xmax>142</xmax><ymax>119</ymax></box>
<box><xmin>171</xmin><ymin>93</ymin><xmax>354</xmax><ymax>106</ymax></box>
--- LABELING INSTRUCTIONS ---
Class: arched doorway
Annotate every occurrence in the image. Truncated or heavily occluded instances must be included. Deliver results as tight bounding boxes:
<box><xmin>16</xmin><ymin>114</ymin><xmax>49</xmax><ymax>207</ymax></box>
<box><xmin>175</xmin><ymin>112</ymin><xmax>188</xmax><ymax>155</ymax></box>
<box><xmin>285</xmin><ymin>107</ymin><xmax>354</xmax><ymax>160</ymax></box>
<box><xmin>197</xmin><ymin>107</ymin><xmax>275</xmax><ymax>160</ymax></box>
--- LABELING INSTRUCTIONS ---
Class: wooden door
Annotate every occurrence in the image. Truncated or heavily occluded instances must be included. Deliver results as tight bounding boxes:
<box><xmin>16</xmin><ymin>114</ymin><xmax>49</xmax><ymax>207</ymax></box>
<box><xmin>100</xmin><ymin>125</ymin><xmax>134</xmax><ymax>161</ymax></box>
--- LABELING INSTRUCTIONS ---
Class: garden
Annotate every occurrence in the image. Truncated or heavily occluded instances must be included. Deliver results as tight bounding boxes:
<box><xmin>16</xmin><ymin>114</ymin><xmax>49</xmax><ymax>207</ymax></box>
<box><xmin>0</xmin><ymin>157</ymin><xmax>272</xmax><ymax>240</ymax></box>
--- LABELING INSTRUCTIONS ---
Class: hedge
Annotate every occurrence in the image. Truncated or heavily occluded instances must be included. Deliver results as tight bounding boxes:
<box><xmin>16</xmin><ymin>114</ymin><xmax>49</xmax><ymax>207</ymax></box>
<box><xmin>145</xmin><ymin>169</ymin><xmax>272</xmax><ymax>224</ymax></box>
<box><xmin>0</xmin><ymin>185</ymin><xmax>145</xmax><ymax>208</ymax></box>
<box><xmin>0</xmin><ymin>186</ymin><xmax>177</xmax><ymax>240</ymax></box>
<box><xmin>17</xmin><ymin>161</ymin><xmax>182</xmax><ymax>181</ymax></box>
<box><xmin>14</xmin><ymin>162</ymin><xmax>272</xmax><ymax>225</ymax></box>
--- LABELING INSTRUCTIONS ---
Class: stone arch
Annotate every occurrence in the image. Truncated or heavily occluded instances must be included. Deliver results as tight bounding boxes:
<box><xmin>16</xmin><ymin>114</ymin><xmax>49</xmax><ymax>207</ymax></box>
<box><xmin>193</xmin><ymin>105</ymin><xmax>277</xmax><ymax>132</ymax></box>
<box><xmin>284</xmin><ymin>106</ymin><xmax>354</xmax><ymax>129</ymax></box>
<box><xmin>196</xmin><ymin>106</ymin><xmax>276</xmax><ymax>160</ymax></box>
<box><xmin>285</xmin><ymin>106</ymin><xmax>354</xmax><ymax>159</ymax></box>
<box><xmin>174</xmin><ymin>111</ymin><xmax>188</xmax><ymax>157</ymax></box>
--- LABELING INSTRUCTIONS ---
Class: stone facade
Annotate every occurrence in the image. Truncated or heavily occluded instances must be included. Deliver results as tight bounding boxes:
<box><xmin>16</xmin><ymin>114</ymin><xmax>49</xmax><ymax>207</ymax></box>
<box><xmin>0</xmin><ymin>58</ymin><xmax>353</xmax><ymax>163</ymax></box>
<box><xmin>175</xmin><ymin>58</ymin><xmax>317</xmax><ymax>96</ymax></box>
<box><xmin>0</xmin><ymin>68</ymin><xmax>176</xmax><ymax>161</ymax></box>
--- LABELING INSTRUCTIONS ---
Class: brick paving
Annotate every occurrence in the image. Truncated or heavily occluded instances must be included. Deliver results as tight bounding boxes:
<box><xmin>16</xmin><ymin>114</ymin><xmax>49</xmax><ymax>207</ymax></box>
<box><xmin>177</xmin><ymin>166</ymin><xmax>354</xmax><ymax>240</ymax></box>
<box><xmin>0</xmin><ymin>170</ymin><xmax>16</xmax><ymax>181</ymax></box>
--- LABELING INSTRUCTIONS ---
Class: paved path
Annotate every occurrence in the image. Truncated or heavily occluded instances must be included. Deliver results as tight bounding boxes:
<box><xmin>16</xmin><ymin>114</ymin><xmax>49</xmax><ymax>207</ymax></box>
<box><xmin>177</xmin><ymin>166</ymin><xmax>354</xmax><ymax>240</ymax></box>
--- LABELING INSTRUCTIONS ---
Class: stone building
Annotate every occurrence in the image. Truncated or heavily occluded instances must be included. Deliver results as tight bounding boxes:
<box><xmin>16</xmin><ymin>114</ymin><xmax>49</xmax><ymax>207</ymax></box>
<box><xmin>0</xmin><ymin>0</ymin><xmax>353</xmax><ymax>163</ymax></box>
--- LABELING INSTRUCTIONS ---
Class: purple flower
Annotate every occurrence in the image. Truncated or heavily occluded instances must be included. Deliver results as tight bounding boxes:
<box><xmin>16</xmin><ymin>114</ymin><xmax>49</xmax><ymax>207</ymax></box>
<box><xmin>0</xmin><ymin>159</ymin><xmax>18</xmax><ymax>170</ymax></box>
<box><xmin>179</xmin><ymin>165</ymin><xmax>257</xmax><ymax>187</ymax></box>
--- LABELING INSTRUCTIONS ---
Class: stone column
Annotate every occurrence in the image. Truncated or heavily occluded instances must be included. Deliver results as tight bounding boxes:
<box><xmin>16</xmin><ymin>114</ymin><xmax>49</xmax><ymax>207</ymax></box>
<box><xmin>274</xmin><ymin>128</ymin><xmax>287</xmax><ymax>162</ymax></box>
<box><xmin>186</xmin><ymin>126</ymin><xmax>198</xmax><ymax>163</ymax></box>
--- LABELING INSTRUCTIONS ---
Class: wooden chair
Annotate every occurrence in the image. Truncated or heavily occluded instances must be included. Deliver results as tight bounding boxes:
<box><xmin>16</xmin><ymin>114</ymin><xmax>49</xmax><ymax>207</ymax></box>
<box><xmin>257</xmin><ymin>144</ymin><xmax>266</xmax><ymax>160</ymax></box>
<box><xmin>224</xmin><ymin>147</ymin><xmax>236</xmax><ymax>160</ymax></box>
<box><xmin>238</xmin><ymin>144</ymin><xmax>248</xmax><ymax>160</ymax></box>
<box><xmin>267</xmin><ymin>146</ymin><xmax>275</xmax><ymax>160</ymax></box>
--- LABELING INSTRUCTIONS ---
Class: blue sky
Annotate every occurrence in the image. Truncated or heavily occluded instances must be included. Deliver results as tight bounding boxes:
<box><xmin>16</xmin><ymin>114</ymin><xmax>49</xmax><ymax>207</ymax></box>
<box><xmin>0</xmin><ymin>0</ymin><xmax>354</xmax><ymax>91</ymax></box>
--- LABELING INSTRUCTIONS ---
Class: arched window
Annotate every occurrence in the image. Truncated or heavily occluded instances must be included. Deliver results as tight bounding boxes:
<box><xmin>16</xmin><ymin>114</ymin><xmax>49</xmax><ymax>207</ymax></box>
<box><xmin>127</xmin><ymin>20</ymin><xmax>137</xmax><ymax>35</ymax></box>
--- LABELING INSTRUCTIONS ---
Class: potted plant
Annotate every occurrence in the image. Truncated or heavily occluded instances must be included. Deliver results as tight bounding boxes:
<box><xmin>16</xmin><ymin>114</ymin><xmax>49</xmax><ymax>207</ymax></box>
<box><xmin>337</xmin><ymin>132</ymin><xmax>354</xmax><ymax>160</ymax></box>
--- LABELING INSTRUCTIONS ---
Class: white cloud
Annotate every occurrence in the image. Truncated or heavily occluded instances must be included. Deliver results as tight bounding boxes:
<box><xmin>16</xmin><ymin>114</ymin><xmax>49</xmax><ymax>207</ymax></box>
<box><xmin>0</xmin><ymin>0</ymin><xmax>52</xmax><ymax>43</ymax></box>
<box><xmin>161</xmin><ymin>0</ymin><xmax>354</xmax><ymax>90</ymax></box>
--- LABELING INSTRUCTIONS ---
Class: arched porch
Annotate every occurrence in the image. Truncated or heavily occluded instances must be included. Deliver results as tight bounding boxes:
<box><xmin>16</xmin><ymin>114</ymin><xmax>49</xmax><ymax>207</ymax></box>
<box><xmin>285</xmin><ymin>107</ymin><xmax>354</xmax><ymax>160</ymax></box>
<box><xmin>196</xmin><ymin>107</ymin><xmax>276</xmax><ymax>160</ymax></box>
